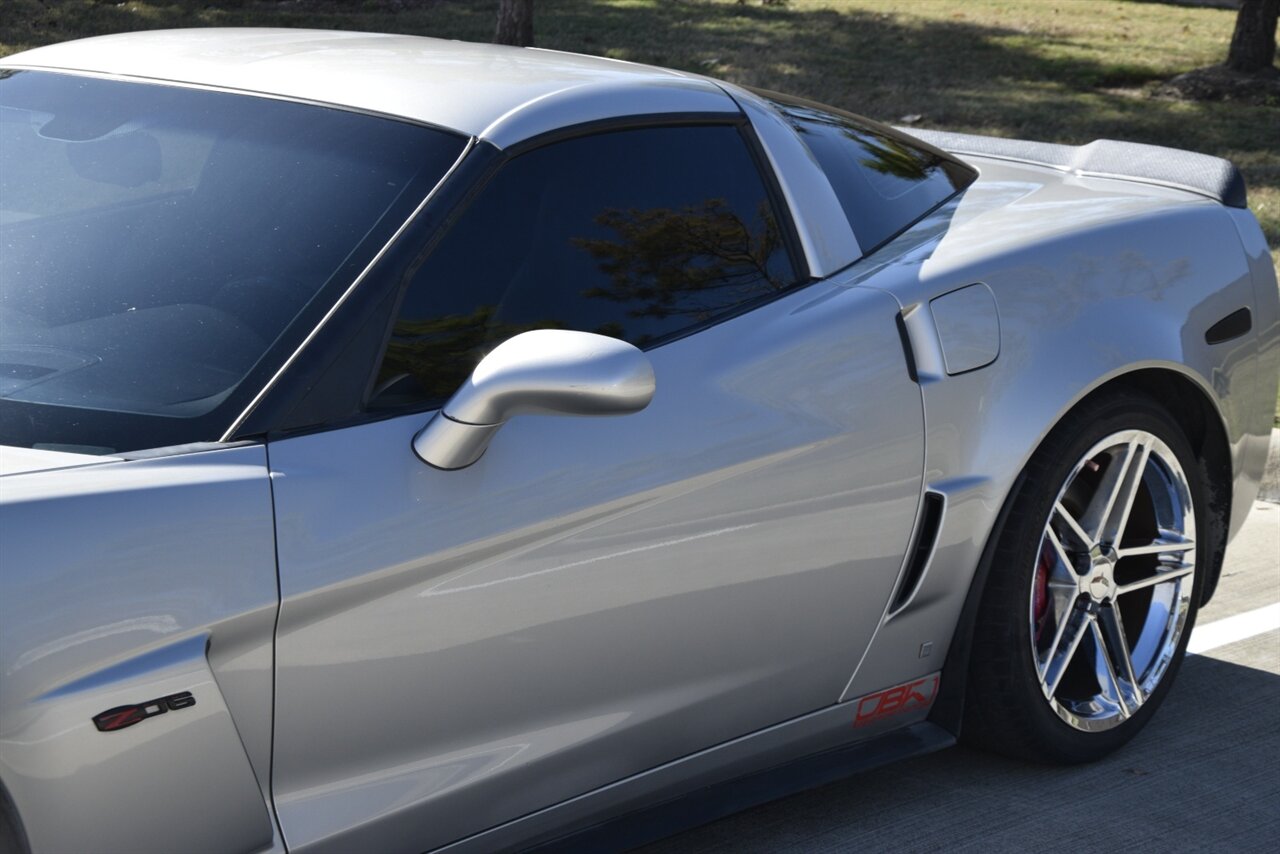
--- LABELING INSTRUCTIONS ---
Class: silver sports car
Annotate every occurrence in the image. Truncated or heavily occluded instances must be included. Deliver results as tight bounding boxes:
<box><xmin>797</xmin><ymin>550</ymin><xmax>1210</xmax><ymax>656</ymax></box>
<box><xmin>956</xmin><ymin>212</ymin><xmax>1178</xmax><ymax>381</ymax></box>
<box><xmin>0</xmin><ymin>28</ymin><xmax>1276</xmax><ymax>854</ymax></box>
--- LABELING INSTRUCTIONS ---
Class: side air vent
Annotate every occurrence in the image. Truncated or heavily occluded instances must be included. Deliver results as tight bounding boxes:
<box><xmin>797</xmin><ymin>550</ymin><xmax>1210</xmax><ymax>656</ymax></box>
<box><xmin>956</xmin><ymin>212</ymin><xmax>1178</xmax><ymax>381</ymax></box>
<box><xmin>1205</xmin><ymin>307</ymin><xmax>1251</xmax><ymax>345</ymax></box>
<box><xmin>890</xmin><ymin>491</ymin><xmax>945</xmax><ymax>614</ymax></box>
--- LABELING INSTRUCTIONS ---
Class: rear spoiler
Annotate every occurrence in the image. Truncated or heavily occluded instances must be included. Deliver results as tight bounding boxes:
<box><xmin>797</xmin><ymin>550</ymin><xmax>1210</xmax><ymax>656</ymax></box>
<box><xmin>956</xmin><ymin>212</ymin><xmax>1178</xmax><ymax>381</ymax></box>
<box><xmin>900</xmin><ymin>128</ymin><xmax>1247</xmax><ymax>209</ymax></box>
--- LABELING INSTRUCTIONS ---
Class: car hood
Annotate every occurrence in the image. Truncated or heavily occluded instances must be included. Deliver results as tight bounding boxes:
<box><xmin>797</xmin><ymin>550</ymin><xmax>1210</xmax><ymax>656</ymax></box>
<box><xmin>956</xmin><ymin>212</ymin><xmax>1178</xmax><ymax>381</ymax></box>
<box><xmin>0</xmin><ymin>445</ymin><xmax>121</xmax><ymax>477</ymax></box>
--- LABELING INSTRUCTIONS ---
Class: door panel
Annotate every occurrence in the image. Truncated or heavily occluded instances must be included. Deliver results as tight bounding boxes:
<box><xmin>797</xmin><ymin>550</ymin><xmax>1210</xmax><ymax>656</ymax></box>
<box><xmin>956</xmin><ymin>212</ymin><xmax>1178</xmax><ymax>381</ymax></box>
<box><xmin>269</xmin><ymin>283</ymin><xmax>923</xmax><ymax>852</ymax></box>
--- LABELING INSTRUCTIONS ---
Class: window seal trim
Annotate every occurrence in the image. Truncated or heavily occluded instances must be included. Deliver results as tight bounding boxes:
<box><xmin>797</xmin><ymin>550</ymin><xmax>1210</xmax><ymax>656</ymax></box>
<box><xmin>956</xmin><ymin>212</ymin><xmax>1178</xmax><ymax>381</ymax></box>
<box><xmin>497</xmin><ymin>111</ymin><xmax>746</xmax><ymax>158</ymax></box>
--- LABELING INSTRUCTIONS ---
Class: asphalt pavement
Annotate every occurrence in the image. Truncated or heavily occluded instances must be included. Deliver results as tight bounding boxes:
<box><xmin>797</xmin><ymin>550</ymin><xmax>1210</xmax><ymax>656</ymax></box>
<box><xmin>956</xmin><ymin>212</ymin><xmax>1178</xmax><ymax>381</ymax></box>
<box><xmin>642</xmin><ymin>499</ymin><xmax>1280</xmax><ymax>853</ymax></box>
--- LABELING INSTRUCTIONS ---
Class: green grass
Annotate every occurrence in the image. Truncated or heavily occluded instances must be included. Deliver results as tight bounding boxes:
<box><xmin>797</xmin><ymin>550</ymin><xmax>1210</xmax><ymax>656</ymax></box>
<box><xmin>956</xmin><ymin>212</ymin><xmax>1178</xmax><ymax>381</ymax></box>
<box><xmin>3</xmin><ymin>0</ymin><xmax>1278</xmax><ymax>418</ymax></box>
<box><xmin>2</xmin><ymin>0</ymin><xmax>1276</xmax><ymax>263</ymax></box>
<box><xmin>2</xmin><ymin>0</ymin><xmax>1280</xmax><ymax>265</ymax></box>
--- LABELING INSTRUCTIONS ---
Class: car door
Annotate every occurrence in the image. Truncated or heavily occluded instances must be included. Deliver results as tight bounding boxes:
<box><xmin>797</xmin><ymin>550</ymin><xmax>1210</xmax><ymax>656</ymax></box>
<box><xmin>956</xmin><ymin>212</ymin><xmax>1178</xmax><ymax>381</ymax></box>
<box><xmin>266</xmin><ymin>120</ymin><xmax>925</xmax><ymax>852</ymax></box>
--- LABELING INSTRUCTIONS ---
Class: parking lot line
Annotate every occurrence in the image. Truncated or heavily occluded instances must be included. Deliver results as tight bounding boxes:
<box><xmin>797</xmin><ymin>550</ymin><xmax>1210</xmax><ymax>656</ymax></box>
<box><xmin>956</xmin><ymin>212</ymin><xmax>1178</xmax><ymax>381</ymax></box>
<box><xmin>1187</xmin><ymin>602</ymin><xmax>1280</xmax><ymax>655</ymax></box>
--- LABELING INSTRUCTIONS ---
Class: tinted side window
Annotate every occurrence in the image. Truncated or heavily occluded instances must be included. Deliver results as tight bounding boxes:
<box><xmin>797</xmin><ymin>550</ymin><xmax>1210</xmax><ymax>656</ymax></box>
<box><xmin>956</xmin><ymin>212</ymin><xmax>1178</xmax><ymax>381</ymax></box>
<box><xmin>374</xmin><ymin>124</ymin><xmax>798</xmax><ymax>408</ymax></box>
<box><xmin>765</xmin><ymin>94</ymin><xmax>976</xmax><ymax>255</ymax></box>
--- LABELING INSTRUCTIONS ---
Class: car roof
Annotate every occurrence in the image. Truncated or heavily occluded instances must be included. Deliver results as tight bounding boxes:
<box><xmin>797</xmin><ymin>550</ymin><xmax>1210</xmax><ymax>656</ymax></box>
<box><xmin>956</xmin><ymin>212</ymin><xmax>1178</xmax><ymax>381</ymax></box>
<box><xmin>0</xmin><ymin>28</ymin><xmax>741</xmax><ymax>147</ymax></box>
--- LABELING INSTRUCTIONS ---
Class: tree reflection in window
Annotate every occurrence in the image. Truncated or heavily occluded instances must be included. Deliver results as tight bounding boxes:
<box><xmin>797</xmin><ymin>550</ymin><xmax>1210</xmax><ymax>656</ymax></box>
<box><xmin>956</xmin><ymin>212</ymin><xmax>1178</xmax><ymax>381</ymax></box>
<box><xmin>574</xmin><ymin>198</ymin><xmax>787</xmax><ymax>342</ymax></box>
<box><xmin>373</xmin><ymin>125</ymin><xmax>797</xmax><ymax>410</ymax></box>
<box><xmin>763</xmin><ymin>92</ymin><xmax>976</xmax><ymax>254</ymax></box>
<box><xmin>376</xmin><ymin>306</ymin><xmax>563</xmax><ymax>406</ymax></box>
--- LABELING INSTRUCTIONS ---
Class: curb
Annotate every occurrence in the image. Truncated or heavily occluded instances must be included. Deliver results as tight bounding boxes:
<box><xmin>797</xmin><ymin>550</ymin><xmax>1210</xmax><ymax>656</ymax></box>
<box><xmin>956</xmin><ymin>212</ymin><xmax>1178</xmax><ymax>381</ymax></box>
<box><xmin>1261</xmin><ymin>428</ymin><xmax>1280</xmax><ymax>505</ymax></box>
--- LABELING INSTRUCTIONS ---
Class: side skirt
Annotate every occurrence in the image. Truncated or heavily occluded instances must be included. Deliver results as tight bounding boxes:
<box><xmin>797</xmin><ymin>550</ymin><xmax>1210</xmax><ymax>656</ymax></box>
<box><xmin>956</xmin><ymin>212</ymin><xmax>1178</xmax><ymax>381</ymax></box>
<box><xmin>530</xmin><ymin>722</ymin><xmax>955</xmax><ymax>853</ymax></box>
<box><xmin>435</xmin><ymin>683</ymin><xmax>952</xmax><ymax>854</ymax></box>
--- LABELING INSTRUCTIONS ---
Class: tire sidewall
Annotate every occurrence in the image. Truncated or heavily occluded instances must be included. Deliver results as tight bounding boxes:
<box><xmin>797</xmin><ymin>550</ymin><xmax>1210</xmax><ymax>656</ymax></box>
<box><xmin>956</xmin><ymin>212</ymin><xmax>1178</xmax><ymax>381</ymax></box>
<box><xmin>975</xmin><ymin>394</ymin><xmax>1207</xmax><ymax>763</ymax></box>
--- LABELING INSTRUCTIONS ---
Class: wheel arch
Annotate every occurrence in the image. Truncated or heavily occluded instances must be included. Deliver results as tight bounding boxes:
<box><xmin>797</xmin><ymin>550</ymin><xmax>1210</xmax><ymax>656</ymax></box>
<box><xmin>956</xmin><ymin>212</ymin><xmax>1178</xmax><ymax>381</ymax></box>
<box><xmin>0</xmin><ymin>776</ymin><xmax>30</xmax><ymax>854</ymax></box>
<box><xmin>928</xmin><ymin>364</ymin><xmax>1231</xmax><ymax>737</ymax></box>
<box><xmin>1101</xmin><ymin>367</ymin><xmax>1232</xmax><ymax>604</ymax></box>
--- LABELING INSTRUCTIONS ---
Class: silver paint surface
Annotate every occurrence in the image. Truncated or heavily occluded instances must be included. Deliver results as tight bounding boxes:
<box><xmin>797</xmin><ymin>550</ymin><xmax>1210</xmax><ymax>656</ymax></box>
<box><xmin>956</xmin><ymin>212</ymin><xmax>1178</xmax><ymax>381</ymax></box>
<box><xmin>439</xmin><ymin>675</ymin><xmax>942</xmax><ymax>853</ymax></box>
<box><xmin>0</xmin><ymin>446</ymin><xmax>120</xmax><ymax>477</ymax></box>
<box><xmin>841</xmin><ymin>158</ymin><xmax>1276</xmax><ymax>700</ymax></box>
<box><xmin>266</xmin><ymin>284</ymin><xmax>925</xmax><ymax>852</ymax></box>
<box><xmin>0</xmin><ymin>446</ymin><xmax>281</xmax><ymax>854</ymax></box>
<box><xmin>0</xmin><ymin>29</ymin><xmax>1275</xmax><ymax>854</ymax></box>
<box><xmin>437</xmin><ymin>329</ymin><xmax>655</xmax><ymax>425</ymax></box>
<box><xmin>929</xmin><ymin>282</ymin><xmax>1001</xmax><ymax>375</ymax></box>
<box><xmin>1</xmin><ymin>29</ymin><xmax>737</xmax><ymax>147</ymax></box>
<box><xmin>414</xmin><ymin>330</ymin><xmax>656</xmax><ymax>469</ymax></box>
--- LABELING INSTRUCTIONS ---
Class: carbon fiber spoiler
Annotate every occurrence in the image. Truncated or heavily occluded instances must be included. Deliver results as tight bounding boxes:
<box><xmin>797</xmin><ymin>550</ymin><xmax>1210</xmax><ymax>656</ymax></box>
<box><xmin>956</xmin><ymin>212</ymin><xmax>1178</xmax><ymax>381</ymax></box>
<box><xmin>900</xmin><ymin>128</ymin><xmax>1247</xmax><ymax>209</ymax></box>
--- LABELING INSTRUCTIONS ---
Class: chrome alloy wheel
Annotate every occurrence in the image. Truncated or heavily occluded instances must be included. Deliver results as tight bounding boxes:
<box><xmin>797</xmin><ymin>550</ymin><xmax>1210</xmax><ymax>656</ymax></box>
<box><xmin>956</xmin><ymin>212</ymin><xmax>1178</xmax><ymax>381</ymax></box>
<box><xmin>1030</xmin><ymin>429</ymin><xmax>1196</xmax><ymax>732</ymax></box>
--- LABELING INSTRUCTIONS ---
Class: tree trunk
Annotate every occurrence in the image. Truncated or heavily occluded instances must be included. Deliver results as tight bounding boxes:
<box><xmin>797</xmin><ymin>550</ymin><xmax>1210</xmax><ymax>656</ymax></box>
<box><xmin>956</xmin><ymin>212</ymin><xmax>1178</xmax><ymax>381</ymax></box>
<box><xmin>1227</xmin><ymin>0</ymin><xmax>1279</xmax><ymax>73</ymax></box>
<box><xmin>494</xmin><ymin>0</ymin><xmax>534</xmax><ymax>48</ymax></box>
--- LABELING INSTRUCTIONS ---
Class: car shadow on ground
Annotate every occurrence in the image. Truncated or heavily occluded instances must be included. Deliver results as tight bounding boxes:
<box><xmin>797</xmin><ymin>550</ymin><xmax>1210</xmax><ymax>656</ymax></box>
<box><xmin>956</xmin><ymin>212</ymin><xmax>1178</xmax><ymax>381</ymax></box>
<box><xmin>640</xmin><ymin>649</ymin><xmax>1280</xmax><ymax>852</ymax></box>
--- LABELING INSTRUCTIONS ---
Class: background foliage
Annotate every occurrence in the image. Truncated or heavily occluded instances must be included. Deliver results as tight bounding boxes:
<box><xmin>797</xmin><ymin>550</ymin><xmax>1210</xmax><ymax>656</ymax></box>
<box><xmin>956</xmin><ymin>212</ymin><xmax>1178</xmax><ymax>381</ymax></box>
<box><xmin>5</xmin><ymin>0</ymin><xmax>1276</xmax><ymax>417</ymax></box>
<box><xmin>3</xmin><ymin>0</ymin><xmax>1275</xmax><ymax>265</ymax></box>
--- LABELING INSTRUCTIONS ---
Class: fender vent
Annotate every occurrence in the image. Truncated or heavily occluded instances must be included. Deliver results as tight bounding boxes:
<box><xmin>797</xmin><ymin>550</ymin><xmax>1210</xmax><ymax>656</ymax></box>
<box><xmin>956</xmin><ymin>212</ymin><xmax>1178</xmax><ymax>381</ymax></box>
<box><xmin>890</xmin><ymin>491</ymin><xmax>945</xmax><ymax>613</ymax></box>
<box><xmin>1205</xmin><ymin>307</ymin><xmax>1251</xmax><ymax>345</ymax></box>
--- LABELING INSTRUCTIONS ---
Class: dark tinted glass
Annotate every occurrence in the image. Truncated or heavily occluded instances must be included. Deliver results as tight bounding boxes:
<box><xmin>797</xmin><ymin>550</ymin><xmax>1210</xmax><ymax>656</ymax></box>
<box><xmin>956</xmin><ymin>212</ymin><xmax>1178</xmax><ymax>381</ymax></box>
<box><xmin>763</xmin><ymin>93</ymin><xmax>976</xmax><ymax>254</ymax></box>
<box><xmin>375</xmin><ymin>124</ymin><xmax>797</xmax><ymax>408</ymax></box>
<box><xmin>0</xmin><ymin>70</ymin><xmax>465</xmax><ymax>453</ymax></box>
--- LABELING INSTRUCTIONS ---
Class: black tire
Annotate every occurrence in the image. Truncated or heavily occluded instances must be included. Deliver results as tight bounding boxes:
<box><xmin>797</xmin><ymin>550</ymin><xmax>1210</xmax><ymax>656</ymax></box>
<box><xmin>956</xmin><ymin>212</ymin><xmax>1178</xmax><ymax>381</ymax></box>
<box><xmin>0</xmin><ymin>799</ymin><xmax>26</xmax><ymax>854</ymax></box>
<box><xmin>962</xmin><ymin>391</ymin><xmax>1208</xmax><ymax>764</ymax></box>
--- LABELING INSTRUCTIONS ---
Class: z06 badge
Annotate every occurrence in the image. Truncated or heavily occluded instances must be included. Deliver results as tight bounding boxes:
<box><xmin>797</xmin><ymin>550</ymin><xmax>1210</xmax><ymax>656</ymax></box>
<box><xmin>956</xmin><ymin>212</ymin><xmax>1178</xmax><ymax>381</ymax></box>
<box><xmin>93</xmin><ymin>691</ymin><xmax>196</xmax><ymax>732</ymax></box>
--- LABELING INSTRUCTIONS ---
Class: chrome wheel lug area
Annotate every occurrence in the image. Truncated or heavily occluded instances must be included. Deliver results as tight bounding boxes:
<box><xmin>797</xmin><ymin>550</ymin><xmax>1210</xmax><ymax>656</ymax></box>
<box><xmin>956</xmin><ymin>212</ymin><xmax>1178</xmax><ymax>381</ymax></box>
<box><xmin>1085</xmin><ymin>571</ymin><xmax>1115</xmax><ymax>604</ymax></box>
<box><xmin>1079</xmin><ymin>544</ymin><xmax>1117</xmax><ymax>603</ymax></box>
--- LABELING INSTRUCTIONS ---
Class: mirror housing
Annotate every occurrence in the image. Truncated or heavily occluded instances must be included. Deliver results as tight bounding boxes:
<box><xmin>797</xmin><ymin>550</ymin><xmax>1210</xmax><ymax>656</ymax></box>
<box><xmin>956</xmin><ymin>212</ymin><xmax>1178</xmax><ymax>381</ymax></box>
<box><xmin>412</xmin><ymin>330</ymin><xmax>656</xmax><ymax>470</ymax></box>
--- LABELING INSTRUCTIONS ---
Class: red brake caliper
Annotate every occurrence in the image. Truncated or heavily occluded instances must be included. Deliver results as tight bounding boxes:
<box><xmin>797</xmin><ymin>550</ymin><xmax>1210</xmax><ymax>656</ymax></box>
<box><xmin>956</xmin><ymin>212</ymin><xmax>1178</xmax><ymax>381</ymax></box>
<box><xmin>1033</xmin><ymin>540</ymin><xmax>1053</xmax><ymax>642</ymax></box>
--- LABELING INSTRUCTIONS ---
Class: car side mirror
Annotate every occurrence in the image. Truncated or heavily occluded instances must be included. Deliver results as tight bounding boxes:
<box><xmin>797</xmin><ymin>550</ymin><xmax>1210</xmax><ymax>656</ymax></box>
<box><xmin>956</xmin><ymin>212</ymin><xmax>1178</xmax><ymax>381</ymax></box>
<box><xmin>412</xmin><ymin>329</ymin><xmax>656</xmax><ymax>470</ymax></box>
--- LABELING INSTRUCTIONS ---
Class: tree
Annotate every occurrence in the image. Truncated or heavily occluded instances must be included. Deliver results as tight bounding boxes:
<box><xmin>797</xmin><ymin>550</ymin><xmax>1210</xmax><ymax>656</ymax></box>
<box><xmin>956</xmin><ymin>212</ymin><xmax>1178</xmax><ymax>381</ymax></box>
<box><xmin>1162</xmin><ymin>0</ymin><xmax>1278</xmax><ymax>103</ymax></box>
<box><xmin>573</xmin><ymin>199</ymin><xmax>786</xmax><ymax>334</ymax></box>
<box><xmin>494</xmin><ymin>0</ymin><xmax>534</xmax><ymax>48</ymax></box>
<box><xmin>1226</xmin><ymin>0</ymin><xmax>1279</xmax><ymax>74</ymax></box>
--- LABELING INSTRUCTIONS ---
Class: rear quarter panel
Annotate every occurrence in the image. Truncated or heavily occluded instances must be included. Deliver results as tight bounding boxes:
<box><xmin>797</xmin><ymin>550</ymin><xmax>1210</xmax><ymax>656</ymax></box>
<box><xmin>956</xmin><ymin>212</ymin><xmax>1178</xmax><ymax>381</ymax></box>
<box><xmin>841</xmin><ymin>161</ymin><xmax>1274</xmax><ymax>699</ymax></box>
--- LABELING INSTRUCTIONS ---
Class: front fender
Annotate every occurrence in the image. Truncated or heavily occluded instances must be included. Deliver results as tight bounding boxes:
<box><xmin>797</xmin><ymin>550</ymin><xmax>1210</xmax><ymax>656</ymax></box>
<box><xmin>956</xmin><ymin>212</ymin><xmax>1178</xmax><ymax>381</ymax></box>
<box><xmin>0</xmin><ymin>446</ymin><xmax>281</xmax><ymax>854</ymax></box>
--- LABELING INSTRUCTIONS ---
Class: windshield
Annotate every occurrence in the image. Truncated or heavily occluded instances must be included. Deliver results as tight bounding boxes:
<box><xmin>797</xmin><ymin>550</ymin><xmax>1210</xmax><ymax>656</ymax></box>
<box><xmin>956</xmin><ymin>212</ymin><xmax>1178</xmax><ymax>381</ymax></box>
<box><xmin>0</xmin><ymin>69</ymin><xmax>466</xmax><ymax>454</ymax></box>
